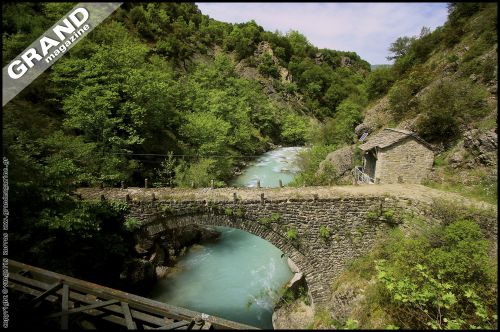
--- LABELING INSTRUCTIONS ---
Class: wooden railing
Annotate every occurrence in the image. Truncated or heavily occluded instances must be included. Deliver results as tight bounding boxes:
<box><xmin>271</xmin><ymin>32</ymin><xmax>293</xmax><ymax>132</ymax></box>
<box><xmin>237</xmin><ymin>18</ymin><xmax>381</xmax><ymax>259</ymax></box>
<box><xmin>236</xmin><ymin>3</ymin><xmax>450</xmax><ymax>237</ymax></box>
<box><xmin>8</xmin><ymin>260</ymin><xmax>258</xmax><ymax>330</ymax></box>
<box><xmin>354</xmin><ymin>166</ymin><xmax>374</xmax><ymax>184</ymax></box>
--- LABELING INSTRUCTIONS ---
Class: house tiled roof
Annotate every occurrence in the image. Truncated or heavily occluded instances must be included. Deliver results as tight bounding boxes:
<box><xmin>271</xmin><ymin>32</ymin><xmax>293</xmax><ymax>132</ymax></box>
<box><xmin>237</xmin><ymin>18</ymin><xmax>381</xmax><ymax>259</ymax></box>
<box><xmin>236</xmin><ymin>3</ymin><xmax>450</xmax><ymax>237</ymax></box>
<box><xmin>359</xmin><ymin>128</ymin><xmax>433</xmax><ymax>151</ymax></box>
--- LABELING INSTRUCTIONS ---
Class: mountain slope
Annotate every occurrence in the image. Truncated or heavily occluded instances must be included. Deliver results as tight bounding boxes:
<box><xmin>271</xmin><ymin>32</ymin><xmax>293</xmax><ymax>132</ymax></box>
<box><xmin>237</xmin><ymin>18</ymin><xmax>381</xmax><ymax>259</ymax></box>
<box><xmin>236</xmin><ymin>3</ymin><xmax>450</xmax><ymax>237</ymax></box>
<box><xmin>313</xmin><ymin>2</ymin><xmax>497</xmax><ymax>204</ymax></box>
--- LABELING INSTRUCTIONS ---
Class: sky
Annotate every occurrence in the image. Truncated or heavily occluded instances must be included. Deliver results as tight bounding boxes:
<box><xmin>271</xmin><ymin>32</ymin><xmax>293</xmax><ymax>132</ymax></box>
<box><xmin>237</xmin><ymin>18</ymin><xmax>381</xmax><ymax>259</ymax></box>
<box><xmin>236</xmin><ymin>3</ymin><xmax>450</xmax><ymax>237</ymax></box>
<box><xmin>196</xmin><ymin>2</ymin><xmax>449</xmax><ymax>65</ymax></box>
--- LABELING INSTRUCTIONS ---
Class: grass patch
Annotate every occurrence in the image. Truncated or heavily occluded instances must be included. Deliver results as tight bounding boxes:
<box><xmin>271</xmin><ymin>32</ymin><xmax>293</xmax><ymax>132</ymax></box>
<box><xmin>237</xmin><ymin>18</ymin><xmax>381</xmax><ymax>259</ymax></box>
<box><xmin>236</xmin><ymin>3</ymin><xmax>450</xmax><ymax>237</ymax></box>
<box><xmin>424</xmin><ymin>167</ymin><xmax>497</xmax><ymax>205</ymax></box>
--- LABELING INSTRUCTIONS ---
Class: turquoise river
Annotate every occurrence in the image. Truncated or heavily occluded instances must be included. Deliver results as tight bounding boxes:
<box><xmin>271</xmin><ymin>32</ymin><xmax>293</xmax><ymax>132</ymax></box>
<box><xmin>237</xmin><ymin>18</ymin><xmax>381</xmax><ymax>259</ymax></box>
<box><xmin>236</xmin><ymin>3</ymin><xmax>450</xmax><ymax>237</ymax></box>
<box><xmin>149</xmin><ymin>147</ymin><xmax>304</xmax><ymax>329</ymax></box>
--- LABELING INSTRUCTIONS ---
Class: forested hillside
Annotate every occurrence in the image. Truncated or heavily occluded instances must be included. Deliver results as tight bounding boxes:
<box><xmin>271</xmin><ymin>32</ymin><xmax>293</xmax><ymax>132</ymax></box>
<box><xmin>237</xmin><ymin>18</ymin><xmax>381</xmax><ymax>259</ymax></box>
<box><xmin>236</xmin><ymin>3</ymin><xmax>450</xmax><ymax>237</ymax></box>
<box><xmin>300</xmin><ymin>2</ymin><xmax>497</xmax><ymax>206</ymax></box>
<box><xmin>293</xmin><ymin>3</ymin><xmax>497</xmax><ymax>329</ymax></box>
<box><xmin>2</xmin><ymin>3</ymin><xmax>369</xmax><ymax>286</ymax></box>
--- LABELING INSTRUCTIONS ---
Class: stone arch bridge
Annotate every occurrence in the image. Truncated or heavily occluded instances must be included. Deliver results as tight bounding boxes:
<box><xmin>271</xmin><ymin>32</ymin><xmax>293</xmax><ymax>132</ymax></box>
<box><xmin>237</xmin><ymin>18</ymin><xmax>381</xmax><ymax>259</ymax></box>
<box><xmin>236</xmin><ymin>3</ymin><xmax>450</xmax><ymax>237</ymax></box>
<box><xmin>77</xmin><ymin>185</ymin><xmax>496</xmax><ymax>306</ymax></box>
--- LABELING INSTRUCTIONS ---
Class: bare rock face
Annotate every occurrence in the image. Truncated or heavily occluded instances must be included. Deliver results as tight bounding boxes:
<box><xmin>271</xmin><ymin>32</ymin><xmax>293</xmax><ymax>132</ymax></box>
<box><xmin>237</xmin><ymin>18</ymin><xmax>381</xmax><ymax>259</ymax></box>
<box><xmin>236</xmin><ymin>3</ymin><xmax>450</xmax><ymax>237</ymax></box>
<box><xmin>236</xmin><ymin>64</ymin><xmax>259</xmax><ymax>81</ymax></box>
<box><xmin>314</xmin><ymin>52</ymin><xmax>325</xmax><ymax>65</ymax></box>
<box><xmin>397</xmin><ymin>116</ymin><xmax>421</xmax><ymax>132</ymax></box>
<box><xmin>360</xmin><ymin>96</ymin><xmax>391</xmax><ymax>133</ymax></box>
<box><xmin>255</xmin><ymin>41</ymin><xmax>274</xmax><ymax>57</ymax></box>
<box><xmin>272</xmin><ymin>300</ymin><xmax>314</xmax><ymax>330</ymax></box>
<box><xmin>317</xmin><ymin>146</ymin><xmax>355</xmax><ymax>180</ymax></box>
<box><xmin>340</xmin><ymin>56</ymin><xmax>352</xmax><ymax>67</ymax></box>
<box><xmin>354</xmin><ymin>122</ymin><xmax>373</xmax><ymax>138</ymax></box>
<box><xmin>449</xmin><ymin>149</ymin><xmax>467</xmax><ymax>168</ymax></box>
<box><xmin>463</xmin><ymin>129</ymin><xmax>497</xmax><ymax>166</ymax></box>
<box><xmin>279</xmin><ymin>67</ymin><xmax>292</xmax><ymax>83</ymax></box>
<box><xmin>327</xmin><ymin>282</ymin><xmax>366</xmax><ymax>323</ymax></box>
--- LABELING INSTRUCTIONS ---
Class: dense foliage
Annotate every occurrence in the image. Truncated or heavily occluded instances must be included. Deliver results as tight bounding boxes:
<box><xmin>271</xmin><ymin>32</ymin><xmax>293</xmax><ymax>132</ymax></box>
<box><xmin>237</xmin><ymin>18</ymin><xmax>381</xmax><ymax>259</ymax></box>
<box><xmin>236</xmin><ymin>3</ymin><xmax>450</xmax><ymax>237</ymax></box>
<box><xmin>376</xmin><ymin>219</ymin><xmax>497</xmax><ymax>329</ymax></box>
<box><xmin>311</xmin><ymin>202</ymin><xmax>497</xmax><ymax>330</ymax></box>
<box><xmin>2</xmin><ymin>2</ymin><xmax>369</xmax><ymax>283</ymax></box>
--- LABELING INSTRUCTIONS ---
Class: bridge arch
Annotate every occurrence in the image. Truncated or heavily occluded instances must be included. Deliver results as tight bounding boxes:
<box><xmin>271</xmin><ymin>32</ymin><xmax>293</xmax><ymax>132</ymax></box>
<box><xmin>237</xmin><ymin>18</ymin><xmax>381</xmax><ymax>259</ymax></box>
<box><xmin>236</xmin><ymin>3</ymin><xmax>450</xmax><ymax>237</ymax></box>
<box><xmin>140</xmin><ymin>212</ymin><xmax>322</xmax><ymax>303</ymax></box>
<box><xmin>126</xmin><ymin>195</ymin><xmax>402</xmax><ymax>306</ymax></box>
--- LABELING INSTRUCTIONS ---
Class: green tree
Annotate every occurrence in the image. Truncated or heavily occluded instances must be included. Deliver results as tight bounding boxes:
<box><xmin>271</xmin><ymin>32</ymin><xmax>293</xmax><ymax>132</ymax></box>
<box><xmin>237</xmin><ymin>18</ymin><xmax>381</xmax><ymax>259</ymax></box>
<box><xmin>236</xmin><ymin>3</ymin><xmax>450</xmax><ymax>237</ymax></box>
<box><xmin>387</xmin><ymin>36</ymin><xmax>416</xmax><ymax>61</ymax></box>
<box><xmin>366</xmin><ymin>66</ymin><xmax>395</xmax><ymax>100</ymax></box>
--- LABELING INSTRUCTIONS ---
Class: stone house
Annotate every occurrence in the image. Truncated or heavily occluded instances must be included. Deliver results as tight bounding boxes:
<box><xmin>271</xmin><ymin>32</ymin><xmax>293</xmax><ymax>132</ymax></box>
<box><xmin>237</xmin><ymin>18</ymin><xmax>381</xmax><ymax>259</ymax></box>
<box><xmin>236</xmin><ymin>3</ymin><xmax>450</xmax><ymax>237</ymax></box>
<box><xmin>356</xmin><ymin>128</ymin><xmax>434</xmax><ymax>184</ymax></box>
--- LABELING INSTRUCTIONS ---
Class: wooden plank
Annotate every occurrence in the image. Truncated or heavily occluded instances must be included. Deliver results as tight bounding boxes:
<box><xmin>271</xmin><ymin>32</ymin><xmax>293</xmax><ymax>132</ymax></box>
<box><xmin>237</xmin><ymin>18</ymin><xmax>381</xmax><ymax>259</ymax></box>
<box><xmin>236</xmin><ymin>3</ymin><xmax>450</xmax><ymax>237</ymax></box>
<box><xmin>151</xmin><ymin>320</ymin><xmax>191</xmax><ymax>330</ymax></box>
<box><xmin>200</xmin><ymin>322</ymin><xmax>212</xmax><ymax>330</ymax></box>
<box><xmin>9</xmin><ymin>280</ymin><xmax>129</xmax><ymax>328</ymax></box>
<box><xmin>131</xmin><ymin>309</ymin><xmax>173</xmax><ymax>327</ymax></box>
<box><xmin>8</xmin><ymin>283</ymin><xmax>59</xmax><ymax>303</ymax></box>
<box><xmin>121</xmin><ymin>302</ymin><xmax>137</xmax><ymax>330</ymax></box>
<box><xmin>9</xmin><ymin>273</ymin><xmax>52</xmax><ymax>291</ymax></box>
<box><xmin>61</xmin><ymin>284</ymin><xmax>69</xmax><ymax>329</ymax></box>
<box><xmin>30</xmin><ymin>282</ymin><xmax>63</xmax><ymax>305</ymax></box>
<box><xmin>47</xmin><ymin>299</ymin><xmax>120</xmax><ymax>318</ymax></box>
<box><xmin>9</xmin><ymin>260</ymin><xmax>258</xmax><ymax>330</ymax></box>
<box><xmin>10</xmin><ymin>274</ymin><xmax>167</xmax><ymax>327</ymax></box>
<box><xmin>190</xmin><ymin>321</ymin><xmax>206</xmax><ymax>330</ymax></box>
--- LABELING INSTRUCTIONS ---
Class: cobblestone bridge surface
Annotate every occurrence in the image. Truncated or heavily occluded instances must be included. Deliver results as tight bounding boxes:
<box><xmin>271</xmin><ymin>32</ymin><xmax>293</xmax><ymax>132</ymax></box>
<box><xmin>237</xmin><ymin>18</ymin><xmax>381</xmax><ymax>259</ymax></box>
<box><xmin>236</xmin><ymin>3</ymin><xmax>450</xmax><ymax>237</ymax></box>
<box><xmin>77</xmin><ymin>185</ymin><xmax>496</xmax><ymax>306</ymax></box>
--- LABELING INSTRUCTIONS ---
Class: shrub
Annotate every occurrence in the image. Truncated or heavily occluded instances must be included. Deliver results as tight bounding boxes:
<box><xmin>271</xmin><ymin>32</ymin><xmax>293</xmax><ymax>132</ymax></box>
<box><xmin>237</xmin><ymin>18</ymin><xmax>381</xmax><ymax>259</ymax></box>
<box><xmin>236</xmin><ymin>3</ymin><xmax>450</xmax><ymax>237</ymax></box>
<box><xmin>174</xmin><ymin>158</ymin><xmax>226</xmax><ymax>188</ymax></box>
<box><xmin>375</xmin><ymin>220</ymin><xmax>497</xmax><ymax>329</ymax></box>
<box><xmin>416</xmin><ymin>79</ymin><xmax>489</xmax><ymax>142</ymax></box>
<box><xmin>319</xmin><ymin>225</ymin><xmax>331</xmax><ymax>241</ymax></box>
<box><xmin>258</xmin><ymin>213</ymin><xmax>279</xmax><ymax>225</ymax></box>
<box><xmin>258</xmin><ymin>216</ymin><xmax>271</xmax><ymax>225</ymax></box>
<box><xmin>345</xmin><ymin>319</ymin><xmax>359</xmax><ymax>330</ymax></box>
<box><xmin>154</xmin><ymin>151</ymin><xmax>176</xmax><ymax>187</ymax></box>
<box><xmin>289</xmin><ymin>144</ymin><xmax>337</xmax><ymax>187</ymax></box>
<box><xmin>258</xmin><ymin>53</ymin><xmax>280</xmax><ymax>78</ymax></box>
<box><xmin>123</xmin><ymin>217</ymin><xmax>141</xmax><ymax>232</ymax></box>
<box><xmin>234</xmin><ymin>208</ymin><xmax>245</xmax><ymax>218</ymax></box>
<box><xmin>387</xmin><ymin>82</ymin><xmax>413</xmax><ymax>120</ymax></box>
<box><xmin>319</xmin><ymin>99</ymin><xmax>363</xmax><ymax>146</ymax></box>
<box><xmin>286</xmin><ymin>227</ymin><xmax>298</xmax><ymax>241</ymax></box>
<box><xmin>280</xmin><ymin>112</ymin><xmax>308</xmax><ymax>145</ymax></box>
<box><xmin>366</xmin><ymin>209</ymin><xmax>380</xmax><ymax>221</ymax></box>
<box><xmin>160</xmin><ymin>205</ymin><xmax>174</xmax><ymax>215</ymax></box>
<box><xmin>270</xmin><ymin>213</ymin><xmax>281</xmax><ymax>222</ymax></box>
<box><xmin>382</xmin><ymin>209</ymin><xmax>397</xmax><ymax>224</ymax></box>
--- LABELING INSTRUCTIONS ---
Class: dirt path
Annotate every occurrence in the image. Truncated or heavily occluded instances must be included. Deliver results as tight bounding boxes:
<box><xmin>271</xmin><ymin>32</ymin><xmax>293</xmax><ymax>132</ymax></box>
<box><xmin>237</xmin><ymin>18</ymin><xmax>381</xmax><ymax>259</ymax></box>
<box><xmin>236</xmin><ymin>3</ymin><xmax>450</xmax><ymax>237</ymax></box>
<box><xmin>77</xmin><ymin>184</ymin><xmax>496</xmax><ymax>211</ymax></box>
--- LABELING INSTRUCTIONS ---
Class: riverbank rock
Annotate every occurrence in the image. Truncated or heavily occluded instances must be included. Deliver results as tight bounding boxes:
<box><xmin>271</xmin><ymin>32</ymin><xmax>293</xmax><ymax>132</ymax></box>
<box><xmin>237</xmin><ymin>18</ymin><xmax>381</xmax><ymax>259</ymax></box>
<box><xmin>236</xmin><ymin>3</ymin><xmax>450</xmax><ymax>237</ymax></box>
<box><xmin>155</xmin><ymin>265</ymin><xmax>169</xmax><ymax>279</ymax></box>
<box><xmin>120</xmin><ymin>258</ymin><xmax>157</xmax><ymax>292</ymax></box>
<box><xmin>159</xmin><ymin>225</ymin><xmax>221</xmax><ymax>255</ymax></box>
<box><xmin>272</xmin><ymin>257</ymin><xmax>314</xmax><ymax>329</ymax></box>
<box><xmin>272</xmin><ymin>300</ymin><xmax>314</xmax><ymax>329</ymax></box>
<box><xmin>128</xmin><ymin>225</ymin><xmax>221</xmax><ymax>292</ymax></box>
<box><xmin>288</xmin><ymin>257</ymin><xmax>300</xmax><ymax>273</ymax></box>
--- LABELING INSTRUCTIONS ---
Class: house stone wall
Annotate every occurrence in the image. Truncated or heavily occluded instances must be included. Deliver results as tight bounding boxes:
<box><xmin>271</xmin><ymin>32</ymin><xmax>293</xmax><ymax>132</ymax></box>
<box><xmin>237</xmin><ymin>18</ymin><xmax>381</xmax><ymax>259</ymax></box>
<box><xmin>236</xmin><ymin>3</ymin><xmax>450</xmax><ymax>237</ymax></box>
<box><xmin>374</xmin><ymin>137</ymin><xmax>434</xmax><ymax>184</ymax></box>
